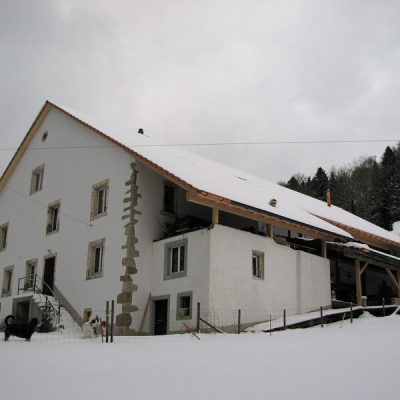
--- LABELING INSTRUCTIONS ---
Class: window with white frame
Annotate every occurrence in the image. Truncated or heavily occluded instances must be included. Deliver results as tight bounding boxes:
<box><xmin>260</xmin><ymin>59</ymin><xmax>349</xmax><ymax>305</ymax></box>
<box><xmin>164</xmin><ymin>238</ymin><xmax>188</xmax><ymax>280</ymax></box>
<box><xmin>46</xmin><ymin>201</ymin><xmax>60</xmax><ymax>234</ymax></box>
<box><xmin>87</xmin><ymin>238</ymin><xmax>105</xmax><ymax>279</ymax></box>
<box><xmin>25</xmin><ymin>259</ymin><xmax>37</xmax><ymax>290</ymax></box>
<box><xmin>30</xmin><ymin>164</ymin><xmax>44</xmax><ymax>194</ymax></box>
<box><xmin>176</xmin><ymin>291</ymin><xmax>192</xmax><ymax>320</ymax></box>
<box><xmin>0</xmin><ymin>223</ymin><xmax>8</xmax><ymax>251</ymax></box>
<box><xmin>252</xmin><ymin>251</ymin><xmax>264</xmax><ymax>279</ymax></box>
<box><xmin>2</xmin><ymin>266</ymin><xmax>13</xmax><ymax>297</ymax></box>
<box><xmin>90</xmin><ymin>179</ymin><xmax>109</xmax><ymax>220</ymax></box>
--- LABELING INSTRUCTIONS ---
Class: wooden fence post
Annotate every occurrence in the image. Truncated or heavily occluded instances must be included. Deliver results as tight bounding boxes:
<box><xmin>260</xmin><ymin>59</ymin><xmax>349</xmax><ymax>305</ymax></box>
<box><xmin>111</xmin><ymin>300</ymin><xmax>114</xmax><ymax>343</ymax></box>
<box><xmin>283</xmin><ymin>309</ymin><xmax>286</xmax><ymax>330</ymax></box>
<box><xmin>106</xmin><ymin>301</ymin><xmax>109</xmax><ymax>343</ymax></box>
<box><xmin>382</xmin><ymin>298</ymin><xmax>386</xmax><ymax>317</ymax></box>
<box><xmin>350</xmin><ymin>302</ymin><xmax>353</xmax><ymax>324</ymax></box>
<box><xmin>320</xmin><ymin>306</ymin><xmax>324</xmax><ymax>327</ymax></box>
<box><xmin>269</xmin><ymin>314</ymin><xmax>272</xmax><ymax>336</ymax></box>
<box><xmin>237</xmin><ymin>309</ymin><xmax>241</xmax><ymax>334</ymax></box>
<box><xmin>196</xmin><ymin>302</ymin><xmax>200</xmax><ymax>333</ymax></box>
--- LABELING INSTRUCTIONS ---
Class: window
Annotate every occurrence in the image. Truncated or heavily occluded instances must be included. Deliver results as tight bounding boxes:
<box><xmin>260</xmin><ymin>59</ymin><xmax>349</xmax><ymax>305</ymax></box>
<box><xmin>0</xmin><ymin>223</ymin><xmax>8</xmax><ymax>251</ymax></box>
<box><xmin>46</xmin><ymin>201</ymin><xmax>60</xmax><ymax>234</ymax></box>
<box><xmin>2</xmin><ymin>266</ymin><xmax>13</xmax><ymax>297</ymax></box>
<box><xmin>163</xmin><ymin>183</ymin><xmax>177</xmax><ymax>214</ymax></box>
<box><xmin>252</xmin><ymin>251</ymin><xmax>264</xmax><ymax>279</ymax></box>
<box><xmin>90</xmin><ymin>179</ymin><xmax>109</xmax><ymax>220</ymax></box>
<box><xmin>87</xmin><ymin>238</ymin><xmax>105</xmax><ymax>279</ymax></box>
<box><xmin>30</xmin><ymin>164</ymin><xmax>44</xmax><ymax>194</ymax></box>
<box><xmin>25</xmin><ymin>259</ymin><xmax>37</xmax><ymax>290</ymax></box>
<box><xmin>176</xmin><ymin>291</ymin><xmax>192</xmax><ymax>320</ymax></box>
<box><xmin>164</xmin><ymin>238</ymin><xmax>188</xmax><ymax>280</ymax></box>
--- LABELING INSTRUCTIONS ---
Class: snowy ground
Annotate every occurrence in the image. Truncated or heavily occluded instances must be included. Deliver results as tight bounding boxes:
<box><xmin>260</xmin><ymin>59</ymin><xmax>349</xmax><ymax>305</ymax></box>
<box><xmin>1</xmin><ymin>313</ymin><xmax>400</xmax><ymax>400</ymax></box>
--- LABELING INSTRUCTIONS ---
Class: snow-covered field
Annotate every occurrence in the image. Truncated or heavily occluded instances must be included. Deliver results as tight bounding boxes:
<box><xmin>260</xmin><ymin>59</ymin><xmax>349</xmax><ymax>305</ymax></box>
<box><xmin>1</xmin><ymin>313</ymin><xmax>399</xmax><ymax>400</ymax></box>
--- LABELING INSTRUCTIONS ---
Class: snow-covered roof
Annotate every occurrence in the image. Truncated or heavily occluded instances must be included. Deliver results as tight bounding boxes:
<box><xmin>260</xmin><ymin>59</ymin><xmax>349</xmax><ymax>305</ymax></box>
<box><xmin>3</xmin><ymin>101</ymin><xmax>400</xmax><ymax>248</ymax></box>
<box><xmin>393</xmin><ymin>221</ymin><xmax>400</xmax><ymax>235</ymax></box>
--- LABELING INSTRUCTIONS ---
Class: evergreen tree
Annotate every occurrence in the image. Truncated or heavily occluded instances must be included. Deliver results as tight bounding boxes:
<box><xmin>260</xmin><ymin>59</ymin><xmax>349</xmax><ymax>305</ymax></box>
<box><xmin>378</xmin><ymin>146</ymin><xmax>397</xmax><ymax>230</ymax></box>
<box><xmin>282</xmin><ymin>142</ymin><xmax>400</xmax><ymax>230</ymax></box>
<box><xmin>311</xmin><ymin>167</ymin><xmax>329</xmax><ymax>201</ymax></box>
<box><xmin>390</xmin><ymin>144</ymin><xmax>400</xmax><ymax>224</ymax></box>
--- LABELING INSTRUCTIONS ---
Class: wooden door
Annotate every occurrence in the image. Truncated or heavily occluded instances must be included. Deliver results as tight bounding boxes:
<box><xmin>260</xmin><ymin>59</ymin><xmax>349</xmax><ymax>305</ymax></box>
<box><xmin>43</xmin><ymin>256</ymin><xmax>56</xmax><ymax>295</ymax></box>
<box><xmin>154</xmin><ymin>299</ymin><xmax>168</xmax><ymax>335</ymax></box>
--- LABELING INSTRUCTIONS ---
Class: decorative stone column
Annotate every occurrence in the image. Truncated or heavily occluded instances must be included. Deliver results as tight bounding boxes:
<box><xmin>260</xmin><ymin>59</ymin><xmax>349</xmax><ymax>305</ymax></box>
<box><xmin>115</xmin><ymin>162</ymin><xmax>140</xmax><ymax>335</ymax></box>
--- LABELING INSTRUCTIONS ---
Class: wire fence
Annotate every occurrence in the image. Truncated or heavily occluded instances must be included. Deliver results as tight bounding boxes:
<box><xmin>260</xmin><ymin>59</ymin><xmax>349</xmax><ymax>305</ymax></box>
<box><xmin>2</xmin><ymin>303</ymin><xmax>398</xmax><ymax>343</ymax></box>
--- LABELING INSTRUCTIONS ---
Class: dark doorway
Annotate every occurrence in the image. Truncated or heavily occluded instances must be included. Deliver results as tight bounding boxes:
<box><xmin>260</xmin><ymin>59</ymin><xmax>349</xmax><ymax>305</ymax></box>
<box><xmin>15</xmin><ymin>301</ymin><xmax>30</xmax><ymax>324</ymax></box>
<box><xmin>43</xmin><ymin>256</ymin><xmax>56</xmax><ymax>295</ymax></box>
<box><xmin>154</xmin><ymin>299</ymin><xmax>168</xmax><ymax>335</ymax></box>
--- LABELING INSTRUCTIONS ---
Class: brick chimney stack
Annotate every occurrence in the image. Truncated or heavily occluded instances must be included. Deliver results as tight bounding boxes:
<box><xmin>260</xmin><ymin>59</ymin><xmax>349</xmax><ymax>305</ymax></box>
<box><xmin>327</xmin><ymin>188</ymin><xmax>332</xmax><ymax>207</ymax></box>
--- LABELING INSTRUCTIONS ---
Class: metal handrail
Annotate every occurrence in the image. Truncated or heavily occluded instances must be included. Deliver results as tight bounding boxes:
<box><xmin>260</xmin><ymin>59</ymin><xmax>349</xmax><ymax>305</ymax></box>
<box><xmin>17</xmin><ymin>274</ymin><xmax>62</xmax><ymax>325</ymax></box>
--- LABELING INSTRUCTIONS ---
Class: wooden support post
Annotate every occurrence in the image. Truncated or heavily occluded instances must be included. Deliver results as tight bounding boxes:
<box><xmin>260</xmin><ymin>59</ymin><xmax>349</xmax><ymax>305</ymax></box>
<box><xmin>237</xmin><ymin>309</ymin><xmax>241</xmax><ymax>334</ymax></box>
<box><xmin>111</xmin><ymin>300</ymin><xmax>114</xmax><ymax>343</ymax></box>
<box><xmin>397</xmin><ymin>271</ymin><xmax>400</xmax><ymax>298</ymax></box>
<box><xmin>269</xmin><ymin>314</ymin><xmax>272</xmax><ymax>336</ymax></box>
<box><xmin>196</xmin><ymin>302</ymin><xmax>200</xmax><ymax>333</ymax></box>
<box><xmin>360</xmin><ymin>262</ymin><xmax>369</xmax><ymax>275</ymax></box>
<box><xmin>321</xmin><ymin>240</ymin><xmax>327</xmax><ymax>258</ymax></box>
<box><xmin>106</xmin><ymin>301</ymin><xmax>109</xmax><ymax>343</ymax></box>
<box><xmin>385</xmin><ymin>268</ymin><xmax>400</xmax><ymax>294</ymax></box>
<box><xmin>320</xmin><ymin>306</ymin><xmax>324</xmax><ymax>327</ymax></box>
<box><xmin>355</xmin><ymin>259</ymin><xmax>362</xmax><ymax>306</ymax></box>
<box><xmin>283</xmin><ymin>309</ymin><xmax>286</xmax><ymax>330</ymax></box>
<box><xmin>350</xmin><ymin>302</ymin><xmax>353</xmax><ymax>324</ymax></box>
<box><xmin>212</xmin><ymin>208</ymin><xmax>219</xmax><ymax>224</ymax></box>
<box><xmin>268</xmin><ymin>224</ymin><xmax>274</xmax><ymax>239</ymax></box>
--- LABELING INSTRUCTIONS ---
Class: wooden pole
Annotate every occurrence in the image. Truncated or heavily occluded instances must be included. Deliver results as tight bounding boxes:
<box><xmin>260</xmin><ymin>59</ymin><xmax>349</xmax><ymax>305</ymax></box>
<box><xmin>355</xmin><ymin>259</ymin><xmax>362</xmax><ymax>306</ymax></box>
<box><xmin>320</xmin><ymin>306</ymin><xmax>324</xmax><ymax>327</ymax></box>
<box><xmin>106</xmin><ymin>301</ymin><xmax>109</xmax><ymax>343</ymax></box>
<box><xmin>139</xmin><ymin>293</ymin><xmax>152</xmax><ymax>334</ymax></box>
<box><xmin>212</xmin><ymin>208</ymin><xmax>219</xmax><ymax>224</ymax></box>
<box><xmin>382</xmin><ymin>298</ymin><xmax>386</xmax><ymax>317</ymax></box>
<box><xmin>397</xmin><ymin>271</ymin><xmax>400</xmax><ymax>298</ymax></box>
<box><xmin>111</xmin><ymin>300</ymin><xmax>114</xmax><ymax>343</ymax></box>
<box><xmin>196</xmin><ymin>302</ymin><xmax>200</xmax><ymax>333</ymax></box>
<box><xmin>268</xmin><ymin>224</ymin><xmax>274</xmax><ymax>239</ymax></box>
<box><xmin>321</xmin><ymin>240</ymin><xmax>327</xmax><ymax>258</ymax></box>
<box><xmin>269</xmin><ymin>314</ymin><xmax>272</xmax><ymax>336</ymax></box>
<box><xmin>350</xmin><ymin>302</ymin><xmax>353</xmax><ymax>324</ymax></box>
<box><xmin>283</xmin><ymin>309</ymin><xmax>286</xmax><ymax>330</ymax></box>
<box><xmin>237</xmin><ymin>309</ymin><xmax>241</xmax><ymax>334</ymax></box>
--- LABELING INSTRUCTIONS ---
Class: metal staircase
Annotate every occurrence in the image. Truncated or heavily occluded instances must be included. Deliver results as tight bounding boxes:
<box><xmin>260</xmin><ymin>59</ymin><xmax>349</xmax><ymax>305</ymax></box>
<box><xmin>17</xmin><ymin>274</ymin><xmax>62</xmax><ymax>330</ymax></box>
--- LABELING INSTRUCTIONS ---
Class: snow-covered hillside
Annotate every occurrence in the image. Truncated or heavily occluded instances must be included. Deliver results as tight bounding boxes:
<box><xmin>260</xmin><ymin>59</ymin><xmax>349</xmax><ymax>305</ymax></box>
<box><xmin>1</xmin><ymin>314</ymin><xmax>399</xmax><ymax>400</ymax></box>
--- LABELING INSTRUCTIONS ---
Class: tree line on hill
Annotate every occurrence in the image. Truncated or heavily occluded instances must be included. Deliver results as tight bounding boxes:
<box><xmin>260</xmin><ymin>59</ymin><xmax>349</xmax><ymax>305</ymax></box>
<box><xmin>281</xmin><ymin>143</ymin><xmax>400</xmax><ymax>231</ymax></box>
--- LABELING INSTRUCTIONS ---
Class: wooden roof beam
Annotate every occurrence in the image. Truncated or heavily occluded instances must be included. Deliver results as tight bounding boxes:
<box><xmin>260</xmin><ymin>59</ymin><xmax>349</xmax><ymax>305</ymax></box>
<box><xmin>187</xmin><ymin>191</ymin><xmax>336</xmax><ymax>241</ymax></box>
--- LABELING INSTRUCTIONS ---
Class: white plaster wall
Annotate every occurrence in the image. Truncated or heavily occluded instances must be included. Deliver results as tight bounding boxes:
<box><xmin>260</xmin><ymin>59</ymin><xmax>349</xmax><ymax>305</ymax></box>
<box><xmin>151</xmin><ymin>229</ymin><xmax>210</xmax><ymax>333</ymax></box>
<box><xmin>0</xmin><ymin>108</ymin><xmax>170</xmax><ymax>331</ymax></box>
<box><xmin>297</xmin><ymin>251</ymin><xmax>331</xmax><ymax>314</ymax></box>
<box><xmin>208</xmin><ymin>224</ymin><xmax>330</xmax><ymax>326</ymax></box>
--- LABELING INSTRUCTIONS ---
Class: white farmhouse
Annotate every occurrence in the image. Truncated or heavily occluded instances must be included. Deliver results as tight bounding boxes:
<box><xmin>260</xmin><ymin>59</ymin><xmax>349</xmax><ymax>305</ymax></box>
<box><xmin>1</xmin><ymin>101</ymin><xmax>400</xmax><ymax>334</ymax></box>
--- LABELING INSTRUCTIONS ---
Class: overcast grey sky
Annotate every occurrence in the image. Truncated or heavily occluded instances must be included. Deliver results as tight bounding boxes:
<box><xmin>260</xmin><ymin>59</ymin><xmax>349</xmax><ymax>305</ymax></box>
<box><xmin>1</xmin><ymin>0</ymin><xmax>400</xmax><ymax>182</ymax></box>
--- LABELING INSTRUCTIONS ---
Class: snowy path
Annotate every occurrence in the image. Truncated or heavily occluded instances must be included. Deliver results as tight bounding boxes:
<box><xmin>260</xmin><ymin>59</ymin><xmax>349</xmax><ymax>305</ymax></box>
<box><xmin>1</xmin><ymin>314</ymin><xmax>400</xmax><ymax>400</ymax></box>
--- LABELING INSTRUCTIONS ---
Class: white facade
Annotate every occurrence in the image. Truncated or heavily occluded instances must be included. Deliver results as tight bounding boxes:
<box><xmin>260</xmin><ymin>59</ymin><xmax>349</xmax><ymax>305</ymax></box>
<box><xmin>0</xmin><ymin>105</ymin><xmax>332</xmax><ymax>334</ymax></box>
